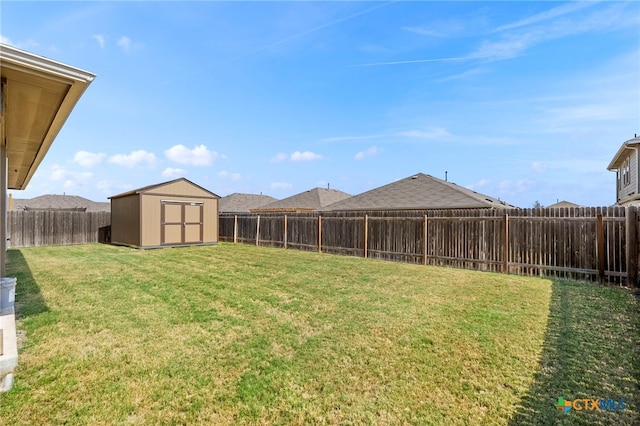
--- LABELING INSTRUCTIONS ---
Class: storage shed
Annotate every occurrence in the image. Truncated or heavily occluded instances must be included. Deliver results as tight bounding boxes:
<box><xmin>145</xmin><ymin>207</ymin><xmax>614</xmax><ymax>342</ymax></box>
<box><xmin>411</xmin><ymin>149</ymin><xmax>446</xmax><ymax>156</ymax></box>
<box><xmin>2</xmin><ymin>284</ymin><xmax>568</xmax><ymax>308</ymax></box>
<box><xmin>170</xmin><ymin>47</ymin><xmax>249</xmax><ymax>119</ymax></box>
<box><xmin>109</xmin><ymin>178</ymin><xmax>220</xmax><ymax>248</ymax></box>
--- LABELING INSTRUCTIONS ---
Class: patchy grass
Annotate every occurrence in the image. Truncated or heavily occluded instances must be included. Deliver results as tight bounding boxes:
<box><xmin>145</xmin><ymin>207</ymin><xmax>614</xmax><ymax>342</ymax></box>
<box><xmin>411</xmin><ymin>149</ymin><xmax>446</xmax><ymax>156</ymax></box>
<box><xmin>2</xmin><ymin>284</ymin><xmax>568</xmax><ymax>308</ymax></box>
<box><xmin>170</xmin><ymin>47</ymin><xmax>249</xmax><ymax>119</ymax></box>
<box><xmin>0</xmin><ymin>243</ymin><xmax>636</xmax><ymax>425</ymax></box>
<box><xmin>510</xmin><ymin>280</ymin><xmax>639</xmax><ymax>425</ymax></box>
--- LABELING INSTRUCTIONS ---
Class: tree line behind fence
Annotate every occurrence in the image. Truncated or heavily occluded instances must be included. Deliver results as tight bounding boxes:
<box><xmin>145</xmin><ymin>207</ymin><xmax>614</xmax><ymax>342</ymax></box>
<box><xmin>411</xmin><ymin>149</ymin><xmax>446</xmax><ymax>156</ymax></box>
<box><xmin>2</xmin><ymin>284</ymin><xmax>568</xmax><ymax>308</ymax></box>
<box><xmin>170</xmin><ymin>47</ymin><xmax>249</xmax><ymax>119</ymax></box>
<box><xmin>7</xmin><ymin>211</ymin><xmax>111</xmax><ymax>248</ymax></box>
<box><xmin>220</xmin><ymin>207</ymin><xmax>637</xmax><ymax>286</ymax></box>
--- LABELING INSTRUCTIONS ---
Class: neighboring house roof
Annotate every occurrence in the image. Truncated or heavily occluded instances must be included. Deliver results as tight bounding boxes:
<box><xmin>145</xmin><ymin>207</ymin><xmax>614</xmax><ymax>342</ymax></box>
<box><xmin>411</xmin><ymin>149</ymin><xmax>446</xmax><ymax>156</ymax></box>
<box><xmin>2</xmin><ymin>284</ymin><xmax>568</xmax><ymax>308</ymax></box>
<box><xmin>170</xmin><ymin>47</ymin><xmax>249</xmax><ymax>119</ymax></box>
<box><xmin>109</xmin><ymin>177</ymin><xmax>220</xmax><ymax>199</ymax></box>
<box><xmin>607</xmin><ymin>136</ymin><xmax>640</xmax><ymax>170</ymax></box>
<box><xmin>11</xmin><ymin>194</ymin><xmax>110</xmax><ymax>212</ymax></box>
<box><xmin>219</xmin><ymin>193</ymin><xmax>278</xmax><ymax>213</ymax></box>
<box><xmin>546</xmin><ymin>200</ymin><xmax>581</xmax><ymax>208</ymax></box>
<box><xmin>1</xmin><ymin>43</ymin><xmax>95</xmax><ymax>190</ymax></box>
<box><xmin>323</xmin><ymin>173</ymin><xmax>513</xmax><ymax>211</ymax></box>
<box><xmin>252</xmin><ymin>188</ymin><xmax>352</xmax><ymax>212</ymax></box>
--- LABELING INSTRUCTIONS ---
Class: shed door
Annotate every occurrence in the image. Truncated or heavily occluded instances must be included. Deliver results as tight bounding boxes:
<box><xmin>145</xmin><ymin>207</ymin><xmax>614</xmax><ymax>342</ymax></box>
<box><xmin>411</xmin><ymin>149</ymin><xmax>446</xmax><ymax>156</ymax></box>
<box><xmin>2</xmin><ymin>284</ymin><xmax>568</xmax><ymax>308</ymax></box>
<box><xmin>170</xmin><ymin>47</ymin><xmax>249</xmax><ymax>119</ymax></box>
<box><xmin>161</xmin><ymin>201</ymin><xmax>203</xmax><ymax>245</ymax></box>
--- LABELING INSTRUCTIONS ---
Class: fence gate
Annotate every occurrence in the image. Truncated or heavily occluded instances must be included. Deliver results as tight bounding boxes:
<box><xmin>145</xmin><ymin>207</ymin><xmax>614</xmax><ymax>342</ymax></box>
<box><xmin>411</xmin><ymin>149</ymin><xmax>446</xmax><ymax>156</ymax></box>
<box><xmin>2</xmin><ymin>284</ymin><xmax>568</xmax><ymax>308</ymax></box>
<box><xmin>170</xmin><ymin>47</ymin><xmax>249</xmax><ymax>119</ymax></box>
<box><xmin>161</xmin><ymin>201</ymin><xmax>203</xmax><ymax>245</ymax></box>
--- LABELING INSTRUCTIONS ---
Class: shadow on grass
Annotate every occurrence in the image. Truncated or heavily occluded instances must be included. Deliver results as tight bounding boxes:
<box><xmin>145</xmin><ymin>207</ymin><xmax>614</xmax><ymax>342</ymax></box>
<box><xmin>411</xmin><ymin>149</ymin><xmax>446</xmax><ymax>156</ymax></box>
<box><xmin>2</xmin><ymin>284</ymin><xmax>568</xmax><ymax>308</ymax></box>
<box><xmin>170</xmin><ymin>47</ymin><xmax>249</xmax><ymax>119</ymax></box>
<box><xmin>6</xmin><ymin>249</ymin><xmax>49</xmax><ymax>319</ymax></box>
<box><xmin>509</xmin><ymin>280</ymin><xmax>640</xmax><ymax>425</ymax></box>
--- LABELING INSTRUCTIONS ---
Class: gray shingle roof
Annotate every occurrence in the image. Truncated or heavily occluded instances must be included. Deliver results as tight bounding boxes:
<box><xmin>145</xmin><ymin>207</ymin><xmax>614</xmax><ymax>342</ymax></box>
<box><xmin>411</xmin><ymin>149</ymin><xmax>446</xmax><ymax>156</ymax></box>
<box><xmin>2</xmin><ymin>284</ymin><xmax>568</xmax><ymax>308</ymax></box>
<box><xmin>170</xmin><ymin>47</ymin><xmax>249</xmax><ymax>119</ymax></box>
<box><xmin>11</xmin><ymin>194</ymin><xmax>111</xmax><ymax>212</ymax></box>
<box><xmin>252</xmin><ymin>188</ymin><xmax>351</xmax><ymax>212</ymax></box>
<box><xmin>322</xmin><ymin>173</ymin><xmax>513</xmax><ymax>211</ymax></box>
<box><xmin>219</xmin><ymin>193</ymin><xmax>278</xmax><ymax>213</ymax></box>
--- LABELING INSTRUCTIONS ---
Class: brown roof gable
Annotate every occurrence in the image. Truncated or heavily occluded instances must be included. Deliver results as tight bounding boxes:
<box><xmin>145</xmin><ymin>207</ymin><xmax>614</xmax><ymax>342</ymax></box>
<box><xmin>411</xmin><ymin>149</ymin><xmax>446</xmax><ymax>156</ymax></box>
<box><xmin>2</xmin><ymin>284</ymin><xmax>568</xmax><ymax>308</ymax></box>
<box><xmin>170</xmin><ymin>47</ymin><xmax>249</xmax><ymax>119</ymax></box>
<box><xmin>252</xmin><ymin>187</ymin><xmax>351</xmax><ymax>212</ymax></box>
<box><xmin>109</xmin><ymin>177</ymin><xmax>220</xmax><ymax>199</ymax></box>
<box><xmin>323</xmin><ymin>173</ymin><xmax>513</xmax><ymax>211</ymax></box>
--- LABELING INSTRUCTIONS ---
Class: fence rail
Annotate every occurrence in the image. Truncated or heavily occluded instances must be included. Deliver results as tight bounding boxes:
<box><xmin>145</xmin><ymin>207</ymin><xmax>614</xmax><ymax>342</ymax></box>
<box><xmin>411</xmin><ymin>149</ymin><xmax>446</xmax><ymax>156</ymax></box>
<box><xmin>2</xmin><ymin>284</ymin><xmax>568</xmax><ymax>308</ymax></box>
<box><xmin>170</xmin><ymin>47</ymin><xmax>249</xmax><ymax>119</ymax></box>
<box><xmin>220</xmin><ymin>207</ymin><xmax>637</xmax><ymax>286</ymax></box>
<box><xmin>7</xmin><ymin>211</ymin><xmax>111</xmax><ymax>248</ymax></box>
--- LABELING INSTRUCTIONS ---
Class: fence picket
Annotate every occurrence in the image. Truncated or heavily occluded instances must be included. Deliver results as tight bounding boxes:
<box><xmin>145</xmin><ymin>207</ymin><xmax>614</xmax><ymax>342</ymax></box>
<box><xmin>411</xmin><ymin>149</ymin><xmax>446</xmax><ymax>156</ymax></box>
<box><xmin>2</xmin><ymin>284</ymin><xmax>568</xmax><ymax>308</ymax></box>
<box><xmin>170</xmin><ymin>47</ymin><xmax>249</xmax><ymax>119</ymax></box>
<box><xmin>220</xmin><ymin>208</ymin><xmax>635</xmax><ymax>286</ymax></box>
<box><xmin>7</xmin><ymin>211</ymin><xmax>110</xmax><ymax>248</ymax></box>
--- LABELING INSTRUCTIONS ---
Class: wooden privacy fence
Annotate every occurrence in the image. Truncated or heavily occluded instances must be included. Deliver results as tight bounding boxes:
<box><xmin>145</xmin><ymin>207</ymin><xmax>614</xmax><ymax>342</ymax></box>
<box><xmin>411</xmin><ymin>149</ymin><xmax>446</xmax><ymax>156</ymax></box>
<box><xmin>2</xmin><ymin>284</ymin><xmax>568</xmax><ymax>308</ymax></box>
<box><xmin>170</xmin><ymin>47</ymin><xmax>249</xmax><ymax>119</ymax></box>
<box><xmin>6</xmin><ymin>211</ymin><xmax>111</xmax><ymax>248</ymax></box>
<box><xmin>219</xmin><ymin>207</ymin><xmax>637</xmax><ymax>286</ymax></box>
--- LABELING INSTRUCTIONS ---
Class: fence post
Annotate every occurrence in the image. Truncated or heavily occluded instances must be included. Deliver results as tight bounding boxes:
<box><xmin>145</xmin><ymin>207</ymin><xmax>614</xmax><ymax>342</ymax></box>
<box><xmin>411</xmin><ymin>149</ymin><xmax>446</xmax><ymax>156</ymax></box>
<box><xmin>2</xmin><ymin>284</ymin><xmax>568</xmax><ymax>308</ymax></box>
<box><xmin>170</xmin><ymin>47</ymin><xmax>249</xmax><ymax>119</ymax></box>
<box><xmin>256</xmin><ymin>215</ymin><xmax>260</xmax><ymax>246</ymax></box>
<box><xmin>596</xmin><ymin>214</ymin><xmax>605</xmax><ymax>283</ymax></box>
<box><xmin>502</xmin><ymin>214</ymin><xmax>509</xmax><ymax>274</ymax></box>
<box><xmin>627</xmin><ymin>206</ymin><xmax>638</xmax><ymax>287</ymax></box>
<box><xmin>284</xmin><ymin>215</ymin><xmax>288</xmax><ymax>249</ymax></box>
<box><xmin>423</xmin><ymin>215</ymin><xmax>428</xmax><ymax>265</ymax></box>
<box><xmin>318</xmin><ymin>215</ymin><xmax>322</xmax><ymax>253</ymax></box>
<box><xmin>233</xmin><ymin>215</ymin><xmax>238</xmax><ymax>243</ymax></box>
<box><xmin>364</xmin><ymin>215</ymin><xmax>368</xmax><ymax>258</ymax></box>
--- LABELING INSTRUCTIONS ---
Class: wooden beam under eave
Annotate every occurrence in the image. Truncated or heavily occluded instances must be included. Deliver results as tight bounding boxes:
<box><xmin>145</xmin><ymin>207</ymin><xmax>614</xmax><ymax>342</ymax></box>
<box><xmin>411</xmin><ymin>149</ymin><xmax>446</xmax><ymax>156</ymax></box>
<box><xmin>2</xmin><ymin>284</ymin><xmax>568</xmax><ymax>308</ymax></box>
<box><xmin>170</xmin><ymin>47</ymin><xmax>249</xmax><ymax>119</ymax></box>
<box><xmin>1</xmin><ymin>78</ymin><xmax>5</xmax><ymax>147</ymax></box>
<box><xmin>1</xmin><ymin>78</ymin><xmax>7</xmax><ymax>277</ymax></box>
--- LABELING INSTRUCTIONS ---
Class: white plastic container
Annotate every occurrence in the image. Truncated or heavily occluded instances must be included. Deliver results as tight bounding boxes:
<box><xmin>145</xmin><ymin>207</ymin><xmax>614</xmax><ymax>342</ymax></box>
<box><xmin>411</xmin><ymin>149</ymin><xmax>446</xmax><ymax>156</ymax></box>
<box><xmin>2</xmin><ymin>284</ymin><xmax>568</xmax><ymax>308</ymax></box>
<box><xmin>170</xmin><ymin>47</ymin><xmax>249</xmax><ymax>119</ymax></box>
<box><xmin>0</xmin><ymin>277</ymin><xmax>16</xmax><ymax>310</ymax></box>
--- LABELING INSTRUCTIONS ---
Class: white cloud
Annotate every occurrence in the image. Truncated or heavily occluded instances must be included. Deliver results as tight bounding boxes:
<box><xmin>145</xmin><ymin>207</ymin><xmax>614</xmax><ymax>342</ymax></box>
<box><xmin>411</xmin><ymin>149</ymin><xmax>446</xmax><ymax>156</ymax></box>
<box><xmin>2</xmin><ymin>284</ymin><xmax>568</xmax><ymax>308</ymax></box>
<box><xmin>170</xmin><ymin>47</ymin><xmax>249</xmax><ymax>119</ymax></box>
<box><xmin>165</xmin><ymin>144</ymin><xmax>220</xmax><ymax>166</ymax></box>
<box><xmin>532</xmin><ymin>161</ymin><xmax>547</xmax><ymax>174</ymax></box>
<box><xmin>116</xmin><ymin>36</ymin><xmax>132</xmax><ymax>53</ymax></box>
<box><xmin>399</xmin><ymin>128</ymin><xmax>452</xmax><ymax>140</ymax></box>
<box><xmin>270</xmin><ymin>182</ymin><xmax>293</xmax><ymax>190</ymax></box>
<box><xmin>359</xmin><ymin>44</ymin><xmax>394</xmax><ymax>54</ymax></box>
<box><xmin>498</xmin><ymin>179</ymin><xmax>535</xmax><ymax>195</ymax></box>
<box><xmin>96</xmin><ymin>180</ymin><xmax>132</xmax><ymax>194</ymax></box>
<box><xmin>402</xmin><ymin>19</ymin><xmax>464</xmax><ymax>38</ymax></box>
<box><xmin>355</xmin><ymin>146</ymin><xmax>380</xmax><ymax>160</ymax></box>
<box><xmin>474</xmin><ymin>2</ymin><xmax>635</xmax><ymax>61</ymax></box>
<box><xmin>73</xmin><ymin>151</ymin><xmax>105</xmax><ymax>168</ymax></box>
<box><xmin>218</xmin><ymin>171</ymin><xmax>242</xmax><ymax>182</ymax></box>
<box><xmin>466</xmin><ymin>178</ymin><xmax>491</xmax><ymax>191</ymax></box>
<box><xmin>494</xmin><ymin>2</ymin><xmax>596</xmax><ymax>33</ymax></box>
<box><xmin>108</xmin><ymin>150</ymin><xmax>157</xmax><ymax>168</ymax></box>
<box><xmin>49</xmin><ymin>164</ymin><xmax>93</xmax><ymax>185</ymax></box>
<box><xmin>1</xmin><ymin>35</ymin><xmax>12</xmax><ymax>45</ymax></box>
<box><xmin>270</xmin><ymin>153</ymin><xmax>288</xmax><ymax>163</ymax></box>
<box><xmin>93</xmin><ymin>34</ymin><xmax>106</xmax><ymax>49</ymax></box>
<box><xmin>544</xmin><ymin>104</ymin><xmax>621</xmax><ymax>124</ymax></box>
<box><xmin>291</xmin><ymin>151</ymin><xmax>323</xmax><ymax>162</ymax></box>
<box><xmin>322</xmin><ymin>134</ymin><xmax>387</xmax><ymax>143</ymax></box>
<box><xmin>161</xmin><ymin>167</ymin><xmax>186</xmax><ymax>178</ymax></box>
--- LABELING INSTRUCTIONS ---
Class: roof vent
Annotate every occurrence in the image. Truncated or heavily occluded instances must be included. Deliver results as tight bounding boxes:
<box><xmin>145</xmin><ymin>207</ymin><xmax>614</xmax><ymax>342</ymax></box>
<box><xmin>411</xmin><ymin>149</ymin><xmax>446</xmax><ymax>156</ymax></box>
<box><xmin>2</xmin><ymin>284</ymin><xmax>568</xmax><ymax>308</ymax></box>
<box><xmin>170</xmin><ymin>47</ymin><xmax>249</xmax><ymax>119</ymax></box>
<box><xmin>411</xmin><ymin>175</ymin><xmax>419</xmax><ymax>179</ymax></box>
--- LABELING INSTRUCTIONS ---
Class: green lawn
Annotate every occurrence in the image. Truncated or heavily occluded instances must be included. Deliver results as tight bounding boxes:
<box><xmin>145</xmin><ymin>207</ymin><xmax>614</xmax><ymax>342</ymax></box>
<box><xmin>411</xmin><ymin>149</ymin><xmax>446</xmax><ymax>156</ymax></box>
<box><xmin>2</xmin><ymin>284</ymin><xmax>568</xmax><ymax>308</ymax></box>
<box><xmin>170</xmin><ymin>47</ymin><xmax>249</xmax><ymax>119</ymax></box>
<box><xmin>0</xmin><ymin>243</ymin><xmax>637</xmax><ymax>425</ymax></box>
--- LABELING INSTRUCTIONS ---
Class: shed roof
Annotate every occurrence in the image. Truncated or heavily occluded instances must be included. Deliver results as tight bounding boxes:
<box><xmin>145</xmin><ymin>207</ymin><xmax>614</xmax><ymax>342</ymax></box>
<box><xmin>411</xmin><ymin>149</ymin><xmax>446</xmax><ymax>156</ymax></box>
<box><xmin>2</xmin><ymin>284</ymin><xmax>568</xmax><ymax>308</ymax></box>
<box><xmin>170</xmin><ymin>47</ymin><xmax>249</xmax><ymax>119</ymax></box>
<box><xmin>109</xmin><ymin>177</ymin><xmax>220</xmax><ymax>199</ymax></box>
<box><xmin>252</xmin><ymin>187</ymin><xmax>351</xmax><ymax>212</ymax></box>
<box><xmin>12</xmin><ymin>194</ymin><xmax>110</xmax><ymax>212</ymax></box>
<box><xmin>607</xmin><ymin>136</ymin><xmax>640</xmax><ymax>170</ymax></box>
<box><xmin>1</xmin><ymin>43</ymin><xmax>95</xmax><ymax>190</ymax></box>
<box><xmin>323</xmin><ymin>173</ymin><xmax>513</xmax><ymax>211</ymax></box>
<box><xmin>219</xmin><ymin>193</ymin><xmax>278</xmax><ymax>213</ymax></box>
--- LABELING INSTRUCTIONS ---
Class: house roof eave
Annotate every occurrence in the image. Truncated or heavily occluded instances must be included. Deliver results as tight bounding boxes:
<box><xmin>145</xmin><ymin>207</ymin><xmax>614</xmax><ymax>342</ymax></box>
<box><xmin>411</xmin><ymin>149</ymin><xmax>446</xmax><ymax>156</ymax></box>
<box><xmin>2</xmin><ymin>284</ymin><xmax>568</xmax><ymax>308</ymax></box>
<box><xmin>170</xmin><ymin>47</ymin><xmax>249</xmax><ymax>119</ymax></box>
<box><xmin>607</xmin><ymin>138</ymin><xmax>640</xmax><ymax>170</ymax></box>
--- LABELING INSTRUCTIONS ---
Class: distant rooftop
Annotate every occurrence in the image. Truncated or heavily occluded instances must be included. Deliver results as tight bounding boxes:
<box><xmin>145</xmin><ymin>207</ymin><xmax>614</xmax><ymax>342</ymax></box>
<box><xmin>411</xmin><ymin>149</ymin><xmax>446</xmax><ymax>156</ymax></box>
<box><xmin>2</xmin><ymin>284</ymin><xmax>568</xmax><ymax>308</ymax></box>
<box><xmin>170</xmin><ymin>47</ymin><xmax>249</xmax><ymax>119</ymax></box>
<box><xmin>546</xmin><ymin>200</ymin><xmax>581</xmax><ymax>209</ymax></box>
<box><xmin>11</xmin><ymin>194</ymin><xmax>110</xmax><ymax>212</ymax></box>
<box><xmin>323</xmin><ymin>173</ymin><xmax>513</xmax><ymax>211</ymax></box>
<box><xmin>252</xmin><ymin>187</ymin><xmax>351</xmax><ymax>212</ymax></box>
<box><xmin>219</xmin><ymin>193</ymin><xmax>278</xmax><ymax>213</ymax></box>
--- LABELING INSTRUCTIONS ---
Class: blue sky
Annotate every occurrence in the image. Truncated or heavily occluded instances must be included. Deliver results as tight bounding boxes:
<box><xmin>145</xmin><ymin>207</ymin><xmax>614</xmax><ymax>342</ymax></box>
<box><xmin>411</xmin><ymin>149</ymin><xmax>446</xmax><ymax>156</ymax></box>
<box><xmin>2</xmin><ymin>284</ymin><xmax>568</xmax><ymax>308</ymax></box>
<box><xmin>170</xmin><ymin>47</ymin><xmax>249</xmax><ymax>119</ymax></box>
<box><xmin>2</xmin><ymin>1</ymin><xmax>639</xmax><ymax>207</ymax></box>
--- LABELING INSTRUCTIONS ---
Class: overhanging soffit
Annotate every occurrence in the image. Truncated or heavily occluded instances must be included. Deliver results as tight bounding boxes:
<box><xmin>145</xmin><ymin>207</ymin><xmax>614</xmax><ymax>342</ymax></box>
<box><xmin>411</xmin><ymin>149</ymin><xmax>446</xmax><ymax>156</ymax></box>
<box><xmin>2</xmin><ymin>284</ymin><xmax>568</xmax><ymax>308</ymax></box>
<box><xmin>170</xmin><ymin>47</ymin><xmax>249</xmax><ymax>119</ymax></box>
<box><xmin>0</xmin><ymin>43</ymin><xmax>95</xmax><ymax>189</ymax></box>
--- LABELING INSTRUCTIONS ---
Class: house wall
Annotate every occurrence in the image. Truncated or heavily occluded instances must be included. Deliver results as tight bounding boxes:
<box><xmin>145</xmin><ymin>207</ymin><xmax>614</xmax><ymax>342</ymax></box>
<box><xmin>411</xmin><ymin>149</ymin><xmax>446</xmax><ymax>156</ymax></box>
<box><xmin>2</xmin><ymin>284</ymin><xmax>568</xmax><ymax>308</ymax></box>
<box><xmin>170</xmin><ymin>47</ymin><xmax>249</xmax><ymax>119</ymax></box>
<box><xmin>617</xmin><ymin>149</ymin><xmax>640</xmax><ymax>205</ymax></box>
<box><xmin>110</xmin><ymin>194</ymin><xmax>140</xmax><ymax>247</ymax></box>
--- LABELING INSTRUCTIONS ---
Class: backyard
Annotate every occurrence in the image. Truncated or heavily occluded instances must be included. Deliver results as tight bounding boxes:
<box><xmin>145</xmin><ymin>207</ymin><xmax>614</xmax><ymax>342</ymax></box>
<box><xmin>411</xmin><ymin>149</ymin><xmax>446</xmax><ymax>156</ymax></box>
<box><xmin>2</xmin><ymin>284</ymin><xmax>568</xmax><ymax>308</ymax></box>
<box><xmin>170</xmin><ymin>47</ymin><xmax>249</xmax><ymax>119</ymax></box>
<box><xmin>0</xmin><ymin>243</ymin><xmax>637</xmax><ymax>425</ymax></box>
